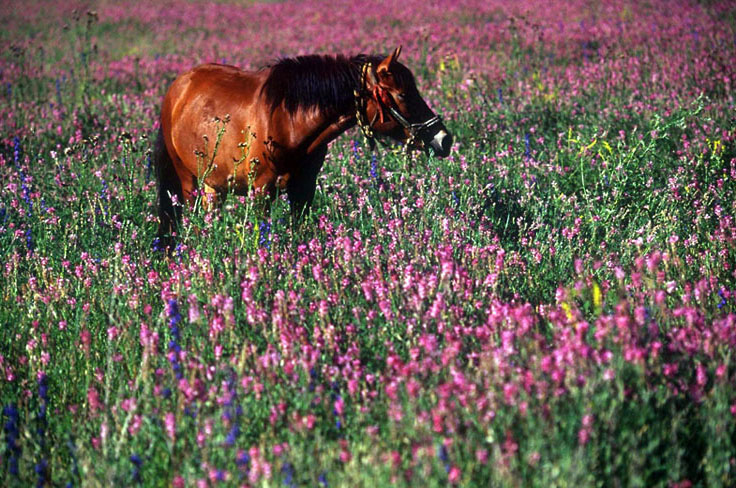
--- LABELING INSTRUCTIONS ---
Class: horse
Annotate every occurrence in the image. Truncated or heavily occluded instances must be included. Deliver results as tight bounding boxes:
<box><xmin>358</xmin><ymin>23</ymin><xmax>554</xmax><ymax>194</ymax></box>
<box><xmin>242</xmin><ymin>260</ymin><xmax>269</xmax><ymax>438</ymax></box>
<box><xmin>154</xmin><ymin>46</ymin><xmax>453</xmax><ymax>241</ymax></box>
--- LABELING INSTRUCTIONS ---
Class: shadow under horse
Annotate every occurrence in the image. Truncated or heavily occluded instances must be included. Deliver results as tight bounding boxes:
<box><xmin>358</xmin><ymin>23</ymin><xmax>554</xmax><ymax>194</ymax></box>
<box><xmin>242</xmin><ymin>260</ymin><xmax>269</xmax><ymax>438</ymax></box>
<box><xmin>154</xmin><ymin>46</ymin><xmax>452</xmax><ymax>245</ymax></box>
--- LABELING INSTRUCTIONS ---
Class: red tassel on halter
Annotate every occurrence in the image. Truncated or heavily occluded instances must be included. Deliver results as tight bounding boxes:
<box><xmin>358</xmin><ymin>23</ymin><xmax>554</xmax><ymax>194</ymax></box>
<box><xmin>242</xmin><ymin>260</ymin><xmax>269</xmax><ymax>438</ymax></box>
<box><xmin>372</xmin><ymin>86</ymin><xmax>392</xmax><ymax>123</ymax></box>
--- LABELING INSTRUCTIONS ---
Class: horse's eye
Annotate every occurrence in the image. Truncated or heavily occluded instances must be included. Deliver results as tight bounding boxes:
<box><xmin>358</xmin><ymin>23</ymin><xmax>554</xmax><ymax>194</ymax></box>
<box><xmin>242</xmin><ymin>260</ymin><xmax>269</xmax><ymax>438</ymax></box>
<box><xmin>396</xmin><ymin>93</ymin><xmax>406</xmax><ymax>102</ymax></box>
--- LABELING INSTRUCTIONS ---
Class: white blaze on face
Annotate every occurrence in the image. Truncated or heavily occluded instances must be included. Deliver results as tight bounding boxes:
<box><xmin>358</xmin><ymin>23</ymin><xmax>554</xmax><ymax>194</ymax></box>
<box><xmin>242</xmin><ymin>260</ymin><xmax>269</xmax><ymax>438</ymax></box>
<box><xmin>432</xmin><ymin>130</ymin><xmax>449</xmax><ymax>149</ymax></box>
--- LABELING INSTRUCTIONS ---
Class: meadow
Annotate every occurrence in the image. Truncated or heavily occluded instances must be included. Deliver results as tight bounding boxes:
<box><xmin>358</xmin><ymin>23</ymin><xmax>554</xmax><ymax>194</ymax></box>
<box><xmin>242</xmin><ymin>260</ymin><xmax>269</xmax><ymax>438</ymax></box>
<box><xmin>1</xmin><ymin>0</ymin><xmax>735</xmax><ymax>485</ymax></box>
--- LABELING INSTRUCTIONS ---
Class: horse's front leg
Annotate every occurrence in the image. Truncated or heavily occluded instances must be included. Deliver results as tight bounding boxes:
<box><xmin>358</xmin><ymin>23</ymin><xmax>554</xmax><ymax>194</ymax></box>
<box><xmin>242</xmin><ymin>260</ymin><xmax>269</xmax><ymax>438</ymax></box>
<box><xmin>287</xmin><ymin>146</ymin><xmax>327</xmax><ymax>220</ymax></box>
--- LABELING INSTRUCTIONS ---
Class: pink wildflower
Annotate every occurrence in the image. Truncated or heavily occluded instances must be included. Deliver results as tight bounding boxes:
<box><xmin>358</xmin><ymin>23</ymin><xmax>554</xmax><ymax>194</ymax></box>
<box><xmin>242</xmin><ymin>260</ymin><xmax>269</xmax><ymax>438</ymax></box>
<box><xmin>448</xmin><ymin>466</ymin><xmax>461</xmax><ymax>483</ymax></box>
<box><xmin>165</xmin><ymin>412</ymin><xmax>176</xmax><ymax>441</ymax></box>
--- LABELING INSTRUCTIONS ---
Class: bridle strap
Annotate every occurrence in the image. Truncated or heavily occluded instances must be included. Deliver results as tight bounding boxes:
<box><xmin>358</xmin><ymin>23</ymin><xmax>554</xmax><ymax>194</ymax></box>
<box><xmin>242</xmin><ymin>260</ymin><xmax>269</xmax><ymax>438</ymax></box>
<box><xmin>354</xmin><ymin>63</ymin><xmax>377</xmax><ymax>149</ymax></box>
<box><xmin>387</xmin><ymin>107</ymin><xmax>442</xmax><ymax>136</ymax></box>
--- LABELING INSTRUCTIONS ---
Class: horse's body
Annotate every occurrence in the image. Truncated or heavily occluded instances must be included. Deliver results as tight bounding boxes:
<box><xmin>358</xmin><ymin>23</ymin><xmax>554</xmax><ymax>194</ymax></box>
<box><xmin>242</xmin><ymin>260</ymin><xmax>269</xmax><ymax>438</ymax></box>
<box><xmin>155</xmin><ymin>48</ymin><xmax>452</xmax><ymax>240</ymax></box>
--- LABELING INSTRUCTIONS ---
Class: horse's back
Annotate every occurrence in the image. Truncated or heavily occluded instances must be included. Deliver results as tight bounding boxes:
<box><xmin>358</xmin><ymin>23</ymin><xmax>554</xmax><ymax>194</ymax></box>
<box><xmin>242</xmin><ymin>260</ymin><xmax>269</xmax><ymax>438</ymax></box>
<box><xmin>161</xmin><ymin>64</ymin><xmax>271</xmax><ymax>186</ymax></box>
<box><xmin>162</xmin><ymin>63</ymin><xmax>265</xmax><ymax>131</ymax></box>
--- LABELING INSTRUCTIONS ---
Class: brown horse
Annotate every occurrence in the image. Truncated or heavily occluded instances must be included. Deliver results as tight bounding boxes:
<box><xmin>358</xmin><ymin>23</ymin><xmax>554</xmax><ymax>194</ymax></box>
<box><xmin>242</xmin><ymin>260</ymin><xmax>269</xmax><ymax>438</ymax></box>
<box><xmin>154</xmin><ymin>46</ymin><xmax>452</xmax><ymax>240</ymax></box>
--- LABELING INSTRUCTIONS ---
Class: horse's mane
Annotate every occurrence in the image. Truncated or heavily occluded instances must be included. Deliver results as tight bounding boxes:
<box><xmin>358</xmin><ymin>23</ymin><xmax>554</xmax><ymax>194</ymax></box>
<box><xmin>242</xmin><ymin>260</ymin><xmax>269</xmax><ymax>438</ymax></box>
<box><xmin>262</xmin><ymin>53</ymin><xmax>413</xmax><ymax>114</ymax></box>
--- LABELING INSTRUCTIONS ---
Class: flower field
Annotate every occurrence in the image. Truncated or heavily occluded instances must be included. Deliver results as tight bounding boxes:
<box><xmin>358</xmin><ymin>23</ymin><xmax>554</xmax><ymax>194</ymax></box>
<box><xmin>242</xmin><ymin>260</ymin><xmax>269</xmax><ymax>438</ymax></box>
<box><xmin>1</xmin><ymin>0</ymin><xmax>735</xmax><ymax>485</ymax></box>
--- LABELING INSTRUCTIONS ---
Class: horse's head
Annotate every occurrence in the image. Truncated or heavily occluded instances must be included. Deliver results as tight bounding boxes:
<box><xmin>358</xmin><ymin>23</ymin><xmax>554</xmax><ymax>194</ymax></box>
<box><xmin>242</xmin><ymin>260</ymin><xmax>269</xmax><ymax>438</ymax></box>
<box><xmin>357</xmin><ymin>47</ymin><xmax>453</xmax><ymax>157</ymax></box>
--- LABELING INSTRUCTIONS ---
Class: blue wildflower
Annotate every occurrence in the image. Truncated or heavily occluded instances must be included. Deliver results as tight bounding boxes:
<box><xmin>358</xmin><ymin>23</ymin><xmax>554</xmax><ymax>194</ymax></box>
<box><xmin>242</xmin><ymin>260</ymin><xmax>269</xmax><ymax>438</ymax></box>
<box><xmin>438</xmin><ymin>444</ymin><xmax>450</xmax><ymax>472</ymax></box>
<box><xmin>281</xmin><ymin>462</ymin><xmax>295</xmax><ymax>488</ymax></box>
<box><xmin>38</xmin><ymin>374</ymin><xmax>48</xmax><ymax>402</ymax></box>
<box><xmin>184</xmin><ymin>406</ymin><xmax>197</xmax><ymax>419</ymax></box>
<box><xmin>13</xmin><ymin>136</ymin><xmax>21</xmax><ymax>166</ymax></box>
<box><xmin>171</xmin><ymin>362</ymin><xmax>182</xmax><ymax>380</ymax></box>
<box><xmin>3</xmin><ymin>404</ymin><xmax>21</xmax><ymax>477</ymax></box>
<box><xmin>22</xmin><ymin>180</ymin><xmax>33</xmax><ymax>216</ymax></box>
<box><xmin>26</xmin><ymin>228</ymin><xmax>34</xmax><ymax>253</ymax></box>
<box><xmin>56</xmin><ymin>78</ymin><xmax>63</xmax><ymax>106</ymax></box>
<box><xmin>130</xmin><ymin>454</ymin><xmax>142</xmax><ymax>484</ymax></box>
<box><xmin>35</xmin><ymin>459</ymin><xmax>48</xmax><ymax>487</ymax></box>
<box><xmin>167</xmin><ymin>298</ymin><xmax>183</xmax><ymax>379</ymax></box>
<box><xmin>224</xmin><ymin>371</ymin><xmax>241</xmax><ymax>446</ymax></box>
<box><xmin>236</xmin><ymin>451</ymin><xmax>250</xmax><ymax>467</ymax></box>
<box><xmin>225</xmin><ymin>424</ymin><xmax>240</xmax><ymax>446</ymax></box>
<box><xmin>318</xmin><ymin>471</ymin><xmax>329</xmax><ymax>487</ymax></box>
<box><xmin>259</xmin><ymin>220</ymin><xmax>271</xmax><ymax>249</ymax></box>
<box><xmin>174</xmin><ymin>242</ymin><xmax>183</xmax><ymax>259</ymax></box>
<box><xmin>152</xmin><ymin>237</ymin><xmax>164</xmax><ymax>253</ymax></box>
<box><xmin>167</xmin><ymin>299</ymin><xmax>182</xmax><ymax>329</ymax></box>
<box><xmin>308</xmin><ymin>367</ymin><xmax>317</xmax><ymax>392</ymax></box>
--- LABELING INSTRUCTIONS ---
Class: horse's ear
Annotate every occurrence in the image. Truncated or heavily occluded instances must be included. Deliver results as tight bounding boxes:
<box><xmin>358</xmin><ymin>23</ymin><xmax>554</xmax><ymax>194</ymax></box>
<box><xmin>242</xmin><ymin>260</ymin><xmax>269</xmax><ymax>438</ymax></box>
<box><xmin>377</xmin><ymin>46</ymin><xmax>402</xmax><ymax>78</ymax></box>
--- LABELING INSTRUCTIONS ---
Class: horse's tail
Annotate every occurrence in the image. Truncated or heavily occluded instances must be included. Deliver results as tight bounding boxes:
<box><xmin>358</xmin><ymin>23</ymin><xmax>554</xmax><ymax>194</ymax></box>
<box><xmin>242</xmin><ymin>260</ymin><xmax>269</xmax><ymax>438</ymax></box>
<box><xmin>154</xmin><ymin>127</ymin><xmax>182</xmax><ymax>244</ymax></box>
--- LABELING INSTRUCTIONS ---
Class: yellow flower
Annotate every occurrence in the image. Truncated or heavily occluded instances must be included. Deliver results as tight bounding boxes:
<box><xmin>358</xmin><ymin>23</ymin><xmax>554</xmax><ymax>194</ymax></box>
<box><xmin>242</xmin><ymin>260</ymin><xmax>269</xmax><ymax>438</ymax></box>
<box><xmin>561</xmin><ymin>302</ymin><xmax>573</xmax><ymax>320</ymax></box>
<box><xmin>593</xmin><ymin>283</ymin><xmax>602</xmax><ymax>310</ymax></box>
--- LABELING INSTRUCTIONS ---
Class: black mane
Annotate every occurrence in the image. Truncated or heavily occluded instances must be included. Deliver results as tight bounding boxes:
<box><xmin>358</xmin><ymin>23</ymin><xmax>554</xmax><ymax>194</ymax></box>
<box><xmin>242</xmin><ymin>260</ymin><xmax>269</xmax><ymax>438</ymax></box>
<box><xmin>262</xmin><ymin>54</ymin><xmax>413</xmax><ymax>114</ymax></box>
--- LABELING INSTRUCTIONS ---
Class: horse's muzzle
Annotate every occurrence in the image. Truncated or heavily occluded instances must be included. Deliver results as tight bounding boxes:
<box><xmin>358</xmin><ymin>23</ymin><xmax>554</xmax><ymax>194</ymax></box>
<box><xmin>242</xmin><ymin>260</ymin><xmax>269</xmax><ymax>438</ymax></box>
<box><xmin>427</xmin><ymin>129</ymin><xmax>452</xmax><ymax>157</ymax></box>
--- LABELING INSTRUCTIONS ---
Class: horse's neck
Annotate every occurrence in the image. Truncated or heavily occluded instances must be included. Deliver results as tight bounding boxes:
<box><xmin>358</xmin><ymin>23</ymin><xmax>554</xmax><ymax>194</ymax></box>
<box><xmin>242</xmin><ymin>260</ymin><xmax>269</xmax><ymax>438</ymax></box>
<box><xmin>300</xmin><ymin>108</ymin><xmax>356</xmax><ymax>155</ymax></box>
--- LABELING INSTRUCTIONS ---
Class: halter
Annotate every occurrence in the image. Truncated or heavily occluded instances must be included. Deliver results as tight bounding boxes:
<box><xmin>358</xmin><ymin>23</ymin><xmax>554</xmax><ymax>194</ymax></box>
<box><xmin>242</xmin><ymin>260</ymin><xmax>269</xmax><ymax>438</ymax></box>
<box><xmin>354</xmin><ymin>63</ymin><xmax>377</xmax><ymax>149</ymax></box>
<box><xmin>353</xmin><ymin>62</ymin><xmax>443</xmax><ymax>151</ymax></box>
<box><xmin>386</xmin><ymin>106</ymin><xmax>443</xmax><ymax>149</ymax></box>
